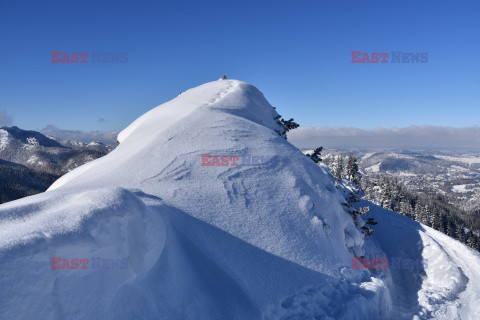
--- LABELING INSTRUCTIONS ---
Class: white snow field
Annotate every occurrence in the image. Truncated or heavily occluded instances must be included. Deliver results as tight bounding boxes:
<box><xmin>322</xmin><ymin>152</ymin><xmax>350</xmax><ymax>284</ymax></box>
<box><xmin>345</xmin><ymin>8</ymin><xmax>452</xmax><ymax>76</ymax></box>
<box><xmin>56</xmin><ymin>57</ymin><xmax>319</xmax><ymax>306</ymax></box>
<box><xmin>0</xmin><ymin>79</ymin><xmax>479</xmax><ymax>319</ymax></box>
<box><xmin>362</xmin><ymin>201</ymin><xmax>480</xmax><ymax>320</ymax></box>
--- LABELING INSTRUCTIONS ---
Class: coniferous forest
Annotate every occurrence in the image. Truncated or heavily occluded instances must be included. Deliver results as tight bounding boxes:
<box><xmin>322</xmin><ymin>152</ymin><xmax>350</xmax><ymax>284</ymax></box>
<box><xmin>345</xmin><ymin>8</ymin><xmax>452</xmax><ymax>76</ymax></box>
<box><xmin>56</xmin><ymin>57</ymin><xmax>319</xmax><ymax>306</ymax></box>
<box><xmin>322</xmin><ymin>152</ymin><xmax>480</xmax><ymax>252</ymax></box>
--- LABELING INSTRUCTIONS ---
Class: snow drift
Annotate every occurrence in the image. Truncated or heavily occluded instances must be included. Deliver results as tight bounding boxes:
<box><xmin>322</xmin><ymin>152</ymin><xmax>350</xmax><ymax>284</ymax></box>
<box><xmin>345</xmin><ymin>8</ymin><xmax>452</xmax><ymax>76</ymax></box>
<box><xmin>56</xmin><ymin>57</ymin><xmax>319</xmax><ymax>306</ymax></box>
<box><xmin>0</xmin><ymin>79</ymin><xmax>479</xmax><ymax>319</ymax></box>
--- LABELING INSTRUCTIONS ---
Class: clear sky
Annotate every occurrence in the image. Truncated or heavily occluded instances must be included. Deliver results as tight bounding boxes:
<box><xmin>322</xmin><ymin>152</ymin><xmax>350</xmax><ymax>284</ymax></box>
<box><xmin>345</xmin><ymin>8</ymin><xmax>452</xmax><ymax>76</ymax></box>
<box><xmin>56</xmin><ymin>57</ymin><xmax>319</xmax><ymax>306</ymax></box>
<box><xmin>1</xmin><ymin>0</ymin><xmax>479</xmax><ymax>133</ymax></box>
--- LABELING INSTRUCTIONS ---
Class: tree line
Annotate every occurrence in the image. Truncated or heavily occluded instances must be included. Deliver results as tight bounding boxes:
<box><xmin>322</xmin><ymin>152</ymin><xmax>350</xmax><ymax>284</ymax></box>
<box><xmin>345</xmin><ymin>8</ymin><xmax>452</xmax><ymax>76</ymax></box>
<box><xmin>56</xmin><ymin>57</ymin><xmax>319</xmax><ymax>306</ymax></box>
<box><xmin>0</xmin><ymin>163</ymin><xmax>59</xmax><ymax>204</ymax></box>
<box><xmin>362</xmin><ymin>175</ymin><xmax>480</xmax><ymax>251</ymax></box>
<box><xmin>323</xmin><ymin>152</ymin><xmax>480</xmax><ymax>252</ymax></box>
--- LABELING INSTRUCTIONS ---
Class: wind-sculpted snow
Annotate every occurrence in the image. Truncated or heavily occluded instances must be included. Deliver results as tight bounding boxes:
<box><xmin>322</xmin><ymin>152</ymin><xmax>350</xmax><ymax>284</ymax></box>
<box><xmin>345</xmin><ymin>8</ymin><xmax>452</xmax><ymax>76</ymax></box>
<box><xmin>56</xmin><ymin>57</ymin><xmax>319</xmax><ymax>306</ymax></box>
<box><xmin>47</xmin><ymin>80</ymin><xmax>365</xmax><ymax>273</ymax></box>
<box><xmin>265</xmin><ymin>277</ymin><xmax>391</xmax><ymax>320</ymax></box>
<box><xmin>1</xmin><ymin>79</ymin><xmax>479</xmax><ymax>319</ymax></box>
<box><xmin>0</xmin><ymin>187</ymin><xmax>161</xmax><ymax>253</ymax></box>
<box><xmin>0</xmin><ymin>187</ymin><xmax>384</xmax><ymax>320</ymax></box>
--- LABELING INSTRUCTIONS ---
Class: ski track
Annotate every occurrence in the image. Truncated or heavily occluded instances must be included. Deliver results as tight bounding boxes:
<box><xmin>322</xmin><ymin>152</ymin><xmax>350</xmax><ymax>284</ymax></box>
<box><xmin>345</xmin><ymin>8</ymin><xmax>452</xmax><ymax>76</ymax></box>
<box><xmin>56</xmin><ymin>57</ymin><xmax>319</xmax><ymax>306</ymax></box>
<box><xmin>364</xmin><ymin>201</ymin><xmax>480</xmax><ymax>320</ymax></box>
<box><xmin>419</xmin><ymin>229</ymin><xmax>480</xmax><ymax>319</ymax></box>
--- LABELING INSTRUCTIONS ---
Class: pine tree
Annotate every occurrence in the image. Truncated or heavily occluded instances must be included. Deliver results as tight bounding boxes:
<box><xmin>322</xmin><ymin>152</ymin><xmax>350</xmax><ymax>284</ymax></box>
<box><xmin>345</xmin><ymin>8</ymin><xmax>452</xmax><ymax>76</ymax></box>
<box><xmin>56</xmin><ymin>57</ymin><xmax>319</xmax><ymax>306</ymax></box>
<box><xmin>439</xmin><ymin>214</ymin><xmax>448</xmax><ymax>234</ymax></box>
<box><xmin>306</xmin><ymin>147</ymin><xmax>323</xmax><ymax>163</ymax></box>
<box><xmin>473</xmin><ymin>235</ymin><xmax>480</xmax><ymax>251</ymax></box>
<box><xmin>423</xmin><ymin>204</ymin><xmax>434</xmax><ymax>227</ymax></box>
<box><xmin>399</xmin><ymin>198</ymin><xmax>413</xmax><ymax>218</ymax></box>
<box><xmin>446</xmin><ymin>219</ymin><xmax>456</xmax><ymax>237</ymax></box>
<box><xmin>273</xmin><ymin>114</ymin><xmax>299</xmax><ymax>139</ymax></box>
<box><xmin>334</xmin><ymin>154</ymin><xmax>344</xmax><ymax>180</ymax></box>
<box><xmin>342</xmin><ymin>191</ymin><xmax>375</xmax><ymax>237</ymax></box>
<box><xmin>465</xmin><ymin>231</ymin><xmax>476</xmax><ymax>248</ymax></box>
<box><xmin>456</xmin><ymin>226</ymin><xmax>466</xmax><ymax>243</ymax></box>
<box><xmin>380</xmin><ymin>177</ymin><xmax>393</xmax><ymax>210</ymax></box>
<box><xmin>431</xmin><ymin>212</ymin><xmax>442</xmax><ymax>230</ymax></box>
<box><xmin>414</xmin><ymin>199</ymin><xmax>426</xmax><ymax>224</ymax></box>
<box><xmin>324</xmin><ymin>155</ymin><xmax>332</xmax><ymax>167</ymax></box>
<box><xmin>345</xmin><ymin>154</ymin><xmax>360</xmax><ymax>185</ymax></box>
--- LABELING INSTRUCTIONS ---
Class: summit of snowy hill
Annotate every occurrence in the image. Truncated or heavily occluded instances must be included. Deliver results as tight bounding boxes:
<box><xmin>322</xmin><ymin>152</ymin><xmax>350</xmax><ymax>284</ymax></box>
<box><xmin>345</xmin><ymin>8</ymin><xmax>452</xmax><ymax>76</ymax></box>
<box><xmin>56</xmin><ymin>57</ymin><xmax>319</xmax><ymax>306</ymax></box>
<box><xmin>1</xmin><ymin>79</ymin><xmax>479</xmax><ymax>320</ymax></box>
<box><xmin>46</xmin><ymin>79</ymin><xmax>366</xmax><ymax>273</ymax></box>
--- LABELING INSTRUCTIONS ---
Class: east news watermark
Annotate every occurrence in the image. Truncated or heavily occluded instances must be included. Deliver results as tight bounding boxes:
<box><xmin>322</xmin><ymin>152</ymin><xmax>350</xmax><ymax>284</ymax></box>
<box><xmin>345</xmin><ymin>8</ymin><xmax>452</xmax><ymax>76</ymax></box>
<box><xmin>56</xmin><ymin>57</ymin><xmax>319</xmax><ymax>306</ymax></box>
<box><xmin>351</xmin><ymin>51</ymin><xmax>428</xmax><ymax>63</ymax></box>
<box><xmin>351</xmin><ymin>256</ymin><xmax>428</xmax><ymax>270</ymax></box>
<box><xmin>51</xmin><ymin>51</ymin><xmax>128</xmax><ymax>63</ymax></box>
<box><xmin>201</xmin><ymin>154</ymin><xmax>274</xmax><ymax>167</ymax></box>
<box><xmin>51</xmin><ymin>257</ymin><xmax>129</xmax><ymax>270</ymax></box>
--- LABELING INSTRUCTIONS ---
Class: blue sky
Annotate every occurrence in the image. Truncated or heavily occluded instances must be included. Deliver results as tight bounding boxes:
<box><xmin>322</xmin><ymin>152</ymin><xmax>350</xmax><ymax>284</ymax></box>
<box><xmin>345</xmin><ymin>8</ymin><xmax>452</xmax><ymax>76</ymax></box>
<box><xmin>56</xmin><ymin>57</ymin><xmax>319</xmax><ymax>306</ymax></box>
<box><xmin>1</xmin><ymin>0</ymin><xmax>479</xmax><ymax>134</ymax></box>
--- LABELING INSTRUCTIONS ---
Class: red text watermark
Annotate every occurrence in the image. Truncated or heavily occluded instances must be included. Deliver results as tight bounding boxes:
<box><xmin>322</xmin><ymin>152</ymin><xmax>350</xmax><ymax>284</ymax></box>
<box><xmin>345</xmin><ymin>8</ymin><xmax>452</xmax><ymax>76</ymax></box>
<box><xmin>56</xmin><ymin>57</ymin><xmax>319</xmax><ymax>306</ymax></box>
<box><xmin>351</xmin><ymin>51</ymin><xmax>428</xmax><ymax>63</ymax></box>
<box><xmin>51</xmin><ymin>51</ymin><xmax>128</xmax><ymax>63</ymax></box>
<box><xmin>201</xmin><ymin>154</ymin><xmax>273</xmax><ymax>166</ymax></box>
<box><xmin>51</xmin><ymin>257</ymin><xmax>128</xmax><ymax>270</ymax></box>
<box><xmin>352</xmin><ymin>256</ymin><xmax>427</xmax><ymax>269</ymax></box>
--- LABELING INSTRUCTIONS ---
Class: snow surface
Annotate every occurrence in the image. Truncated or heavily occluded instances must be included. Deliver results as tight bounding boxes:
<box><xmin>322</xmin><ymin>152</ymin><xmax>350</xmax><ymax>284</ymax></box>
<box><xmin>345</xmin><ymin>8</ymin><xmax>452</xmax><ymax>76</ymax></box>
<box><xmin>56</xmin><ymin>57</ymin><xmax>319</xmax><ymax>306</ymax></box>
<box><xmin>366</xmin><ymin>163</ymin><xmax>381</xmax><ymax>173</ymax></box>
<box><xmin>363</xmin><ymin>201</ymin><xmax>480</xmax><ymax>319</ymax></box>
<box><xmin>452</xmin><ymin>184</ymin><xmax>470</xmax><ymax>193</ymax></box>
<box><xmin>1</xmin><ymin>79</ymin><xmax>479</xmax><ymax>319</ymax></box>
<box><xmin>437</xmin><ymin>155</ymin><xmax>480</xmax><ymax>165</ymax></box>
<box><xmin>0</xmin><ymin>129</ymin><xmax>8</xmax><ymax>151</ymax></box>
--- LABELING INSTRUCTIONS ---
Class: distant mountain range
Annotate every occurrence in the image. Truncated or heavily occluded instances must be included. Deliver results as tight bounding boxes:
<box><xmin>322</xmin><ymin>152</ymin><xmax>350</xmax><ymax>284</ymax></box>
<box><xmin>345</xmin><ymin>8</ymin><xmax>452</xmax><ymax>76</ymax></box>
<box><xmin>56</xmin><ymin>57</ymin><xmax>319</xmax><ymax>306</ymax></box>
<box><xmin>318</xmin><ymin>148</ymin><xmax>480</xmax><ymax>212</ymax></box>
<box><xmin>0</xmin><ymin>126</ymin><xmax>113</xmax><ymax>204</ymax></box>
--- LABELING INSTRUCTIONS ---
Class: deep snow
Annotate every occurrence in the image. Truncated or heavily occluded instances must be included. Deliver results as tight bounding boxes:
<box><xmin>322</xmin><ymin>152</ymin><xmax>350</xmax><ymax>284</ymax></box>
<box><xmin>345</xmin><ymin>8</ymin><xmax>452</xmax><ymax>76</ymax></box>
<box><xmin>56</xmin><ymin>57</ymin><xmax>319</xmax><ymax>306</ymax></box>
<box><xmin>363</xmin><ymin>200</ymin><xmax>480</xmax><ymax>320</ymax></box>
<box><xmin>0</xmin><ymin>79</ymin><xmax>479</xmax><ymax>319</ymax></box>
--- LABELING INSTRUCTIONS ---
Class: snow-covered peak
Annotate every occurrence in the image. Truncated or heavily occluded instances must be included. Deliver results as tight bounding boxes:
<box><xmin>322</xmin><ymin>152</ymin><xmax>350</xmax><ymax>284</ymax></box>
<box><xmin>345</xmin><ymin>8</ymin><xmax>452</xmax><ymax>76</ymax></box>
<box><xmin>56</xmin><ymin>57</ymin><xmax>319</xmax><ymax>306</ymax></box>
<box><xmin>117</xmin><ymin>80</ymin><xmax>282</xmax><ymax>144</ymax></box>
<box><xmin>1</xmin><ymin>80</ymin><xmax>479</xmax><ymax>319</ymax></box>
<box><xmin>48</xmin><ymin>79</ymin><xmax>362</xmax><ymax>272</ymax></box>
<box><xmin>87</xmin><ymin>141</ymin><xmax>104</xmax><ymax>146</ymax></box>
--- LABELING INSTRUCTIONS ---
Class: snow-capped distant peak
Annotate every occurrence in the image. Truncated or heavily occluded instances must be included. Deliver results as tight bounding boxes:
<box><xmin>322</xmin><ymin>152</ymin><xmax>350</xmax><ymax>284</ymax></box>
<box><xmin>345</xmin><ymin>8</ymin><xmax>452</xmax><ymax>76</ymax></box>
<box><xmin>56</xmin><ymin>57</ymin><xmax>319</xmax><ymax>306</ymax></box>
<box><xmin>0</xmin><ymin>126</ymin><xmax>113</xmax><ymax>175</ymax></box>
<box><xmin>0</xmin><ymin>129</ymin><xmax>9</xmax><ymax>151</ymax></box>
<box><xmin>0</xmin><ymin>126</ymin><xmax>65</xmax><ymax>148</ymax></box>
<box><xmin>87</xmin><ymin>141</ymin><xmax>104</xmax><ymax>146</ymax></box>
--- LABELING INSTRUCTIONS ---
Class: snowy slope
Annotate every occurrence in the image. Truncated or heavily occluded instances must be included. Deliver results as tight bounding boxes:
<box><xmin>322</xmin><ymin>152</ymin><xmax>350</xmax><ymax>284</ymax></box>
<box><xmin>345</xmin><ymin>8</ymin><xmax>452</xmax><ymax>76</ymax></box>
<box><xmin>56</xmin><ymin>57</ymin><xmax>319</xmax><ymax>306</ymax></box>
<box><xmin>363</xmin><ymin>201</ymin><xmax>480</xmax><ymax>320</ymax></box>
<box><xmin>46</xmin><ymin>79</ymin><xmax>367</xmax><ymax>272</ymax></box>
<box><xmin>0</xmin><ymin>79</ymin><xmax>478</xmax><ymax>319</ymax></box>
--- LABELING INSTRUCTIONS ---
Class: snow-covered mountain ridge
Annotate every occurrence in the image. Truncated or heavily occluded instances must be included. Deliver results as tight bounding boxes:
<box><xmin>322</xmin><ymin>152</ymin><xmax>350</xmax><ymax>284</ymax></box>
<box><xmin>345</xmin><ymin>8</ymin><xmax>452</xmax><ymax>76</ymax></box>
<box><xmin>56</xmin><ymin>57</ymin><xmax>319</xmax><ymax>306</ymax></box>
<box><xmin>0</xmin><ymin>79</ymin><xmax>479</xmax><ymax>319</ymax></box>
<box><xmin>0</xmin><ymin>126</ymin><xmax>113</xmax><ymax>204</ymax></box>
<box><xmin>0</xmin><ymin>126</ymin><xmax>113</xmax><ymax>175</ymax></box>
